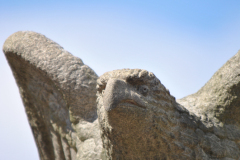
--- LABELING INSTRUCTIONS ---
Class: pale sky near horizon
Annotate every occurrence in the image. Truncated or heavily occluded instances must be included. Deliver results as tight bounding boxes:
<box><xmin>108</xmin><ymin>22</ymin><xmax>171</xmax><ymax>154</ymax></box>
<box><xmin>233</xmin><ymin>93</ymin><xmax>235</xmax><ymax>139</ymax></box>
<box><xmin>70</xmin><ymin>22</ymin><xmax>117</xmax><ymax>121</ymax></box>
<box><xmin>1</xmin><ymin>1</ymin><xmax>240</xmax><ymax>159</ymax></box>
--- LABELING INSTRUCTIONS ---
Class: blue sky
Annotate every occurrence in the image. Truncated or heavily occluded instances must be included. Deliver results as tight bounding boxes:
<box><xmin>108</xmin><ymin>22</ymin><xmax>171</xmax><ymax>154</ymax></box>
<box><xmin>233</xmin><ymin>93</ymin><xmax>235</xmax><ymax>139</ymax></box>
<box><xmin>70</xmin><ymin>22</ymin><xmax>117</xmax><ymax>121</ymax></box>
<box><xmin>1</xmin><ymin>1</ymin><xmax>240</xmax><ymax>159</ymax></box>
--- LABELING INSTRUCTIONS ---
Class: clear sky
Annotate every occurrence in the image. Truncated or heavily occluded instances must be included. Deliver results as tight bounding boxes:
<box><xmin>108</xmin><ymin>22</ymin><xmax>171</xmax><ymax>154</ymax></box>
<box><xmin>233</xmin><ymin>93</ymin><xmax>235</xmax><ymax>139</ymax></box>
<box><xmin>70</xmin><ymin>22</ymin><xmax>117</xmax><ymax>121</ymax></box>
<box><xmin>1</xmin><ymin>1</ymin><xmax>240</xmax><ymax>159</ymax></box>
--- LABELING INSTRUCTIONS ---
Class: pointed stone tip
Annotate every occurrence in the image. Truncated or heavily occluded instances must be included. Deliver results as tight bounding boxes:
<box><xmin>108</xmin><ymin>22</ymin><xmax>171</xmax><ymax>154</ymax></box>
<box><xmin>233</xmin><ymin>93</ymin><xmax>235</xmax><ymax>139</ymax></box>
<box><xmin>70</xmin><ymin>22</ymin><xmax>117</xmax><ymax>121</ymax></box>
<box><xmin>3</xmin><ymin>31</ymin><xmax>38</xmax><ymax>54</ymax></box>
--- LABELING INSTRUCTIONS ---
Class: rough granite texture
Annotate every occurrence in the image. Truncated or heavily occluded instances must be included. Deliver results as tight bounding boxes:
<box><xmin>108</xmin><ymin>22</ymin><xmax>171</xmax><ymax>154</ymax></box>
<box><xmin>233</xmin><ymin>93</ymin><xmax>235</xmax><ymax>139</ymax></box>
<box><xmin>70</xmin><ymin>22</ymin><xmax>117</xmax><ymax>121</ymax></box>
<box><xmin>3</xmin><ymin>31</ymin><xmax>240</xmax><ymax>160</ymax></box>
<box><xmin>3</xmin><ymin>31</ymin><xmax>104</xmax><ymax>160</ymax></box>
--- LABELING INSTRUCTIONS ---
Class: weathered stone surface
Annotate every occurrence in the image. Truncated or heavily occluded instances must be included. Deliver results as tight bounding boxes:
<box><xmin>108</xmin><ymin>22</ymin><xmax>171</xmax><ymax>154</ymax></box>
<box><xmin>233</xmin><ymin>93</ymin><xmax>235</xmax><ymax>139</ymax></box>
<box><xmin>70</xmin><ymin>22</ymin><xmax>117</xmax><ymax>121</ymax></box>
<box><xmin>3</xmin><ymin>31</ymin><xmax>103</xmax><ymax>160</ymax></box>
<box><xmin>96</xmin><ymin>64</ymin><xmax>240</xmax><ymax>159</ymax></box>
<box><xmin>3</xmin><ymin>31</ymin><xmax>240</xmax><ymax>159</ymax></box>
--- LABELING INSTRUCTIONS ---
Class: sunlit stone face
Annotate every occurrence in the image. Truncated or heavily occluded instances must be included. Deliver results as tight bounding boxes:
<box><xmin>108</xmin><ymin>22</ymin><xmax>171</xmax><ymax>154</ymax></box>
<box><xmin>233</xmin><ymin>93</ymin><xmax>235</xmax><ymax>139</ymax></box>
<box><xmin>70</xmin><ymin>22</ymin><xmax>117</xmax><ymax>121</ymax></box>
<box><xmin>96</xmin><ymin>69</ymin><xmax>176</xmax><ymax>159</ymax></box>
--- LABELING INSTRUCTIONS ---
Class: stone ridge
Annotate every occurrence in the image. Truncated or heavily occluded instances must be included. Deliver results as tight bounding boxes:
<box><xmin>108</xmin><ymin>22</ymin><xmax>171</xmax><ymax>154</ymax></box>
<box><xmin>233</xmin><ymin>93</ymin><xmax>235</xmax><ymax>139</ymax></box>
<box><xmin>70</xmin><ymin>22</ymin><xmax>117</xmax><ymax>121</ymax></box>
<box><xmin>3</xmin><ymin>31</ymin><xmax>98</xmax><ymax>122</ymax></box>
<box><xmin>178</xmin><ymin>50</ymin><xmax>240</xmax><ymax>126</ymax></box>
<box><xmin>3</xmin><ymin>31</ymin><xmax>103</xmax><ymax>160</ymax></box>
<box><xmin>97</xmin><ymin>69</ymin><xmax>175</xmax><ymax>103</ymax></box>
